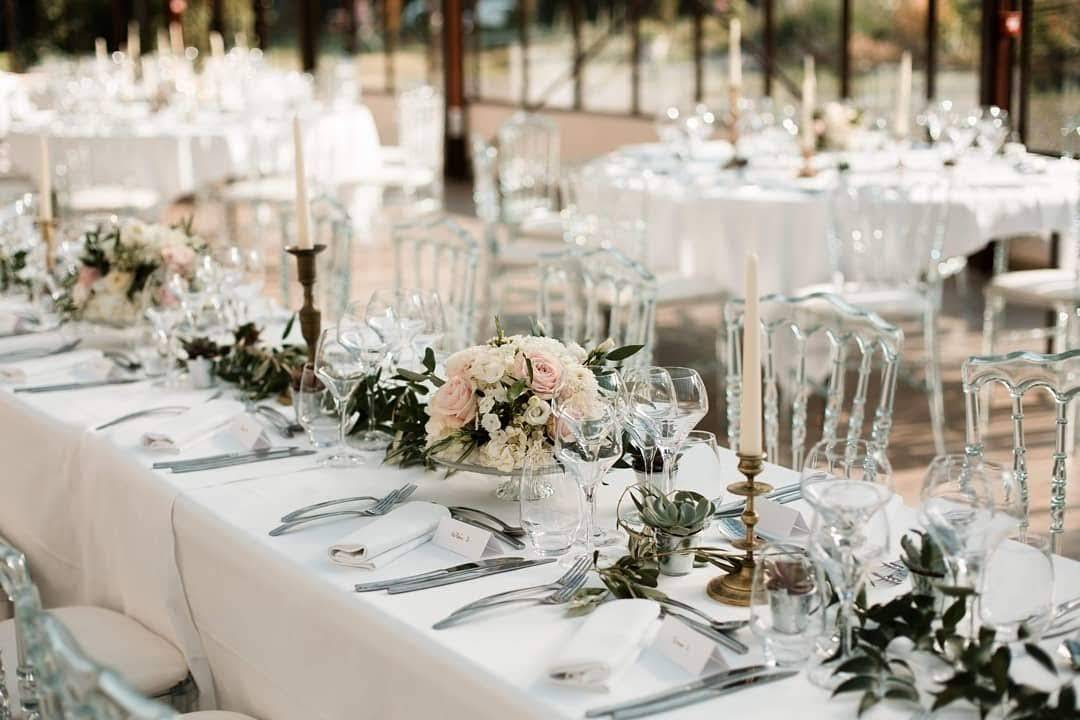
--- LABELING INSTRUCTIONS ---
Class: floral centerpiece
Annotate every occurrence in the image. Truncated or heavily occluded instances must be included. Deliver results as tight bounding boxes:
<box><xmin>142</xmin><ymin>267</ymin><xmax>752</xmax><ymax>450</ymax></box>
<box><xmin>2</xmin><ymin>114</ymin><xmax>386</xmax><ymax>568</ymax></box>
<box><xmin>58</xmin><ymin>218</ymin><xmax>205</xmax><ymax>325</ymax></box>
<box><xmin>423</xmin><ymin>329</ymin><xmax>639</xmax><ymax>473</ymax></box>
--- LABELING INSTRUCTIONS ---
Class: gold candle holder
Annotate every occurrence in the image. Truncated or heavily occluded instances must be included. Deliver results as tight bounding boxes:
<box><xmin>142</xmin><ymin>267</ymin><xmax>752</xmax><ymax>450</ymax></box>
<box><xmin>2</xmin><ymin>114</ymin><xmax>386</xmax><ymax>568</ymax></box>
<box><xmin>797</xmin><ymin>146</ymin><xmax>817</xmax><ymax>178</ymax></box>
<box><xmin>707</xmin><ymin>451</ymin><xmax>772</xmax><ymax>606</ymax></box>
<box><xmin>285</xmin><ymin>244</ymin><xmax>326</xmax><ymax>362</ymax></box>
<box><xmin>34</xmin><ymin>218</ymin><xmax>57</xmax><ymax>272</ymax></box>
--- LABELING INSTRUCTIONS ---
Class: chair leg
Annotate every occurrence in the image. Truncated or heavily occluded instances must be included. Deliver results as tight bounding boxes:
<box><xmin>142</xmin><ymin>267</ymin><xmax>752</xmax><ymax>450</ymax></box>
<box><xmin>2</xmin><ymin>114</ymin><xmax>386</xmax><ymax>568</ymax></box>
<box><xmin>924</xmin><ymin>303</ymin><xmax>947</xmax><ymax>456</ymax></box>
<box><xmin>980</xmin><ymin>288</ymin><xmax>1004</xmax><ymax>438</ymax></box>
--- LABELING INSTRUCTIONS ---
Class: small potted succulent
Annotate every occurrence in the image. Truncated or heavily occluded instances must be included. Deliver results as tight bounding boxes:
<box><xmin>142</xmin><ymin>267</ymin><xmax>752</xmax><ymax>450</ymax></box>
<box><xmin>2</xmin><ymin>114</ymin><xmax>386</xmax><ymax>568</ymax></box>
<box><xmin>900</xmin><ymin>530</ymin><xmax>948</xmax><ymax>609</ymax></box>
<box><xmin>631</xmin><ymin>486</ymin><xmax>714</xmax><ymax>576</ymax></box>
<box><xmin>181</xmin><ymin>336</ymin><xmax>223</xmax><ymax>390</ymax></box>
<box><xmin>763</xmin><ymin>553</ymin><xmax>818</xmax><ymax>634</ymax></box>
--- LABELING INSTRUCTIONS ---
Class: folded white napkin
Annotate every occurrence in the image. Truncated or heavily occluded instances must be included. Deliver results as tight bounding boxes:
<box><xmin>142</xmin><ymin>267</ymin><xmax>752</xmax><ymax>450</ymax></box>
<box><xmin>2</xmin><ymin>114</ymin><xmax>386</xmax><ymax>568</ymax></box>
<box><xmin>0</xmin><ymin>349</ymin><xmax>104</xmax><ymax>384</ymax></box>
<box><xmin>141</xmin><ymin>400</ymin><xmax>244</xmax><ymax>453</ymax></box>
<box><xmin>328</xmin><ymin>501</ymin><xmax>449</xmax><ymax>570</ymax></box>
<box><xmin>0</xmin><ymin>330</ymin><xmax>72</xmax><ymax>355</ymax></box>
<box><xmin>547</xmin><ymin>599</ymin><xmax>661</xmax><ymax>692</ymax></box>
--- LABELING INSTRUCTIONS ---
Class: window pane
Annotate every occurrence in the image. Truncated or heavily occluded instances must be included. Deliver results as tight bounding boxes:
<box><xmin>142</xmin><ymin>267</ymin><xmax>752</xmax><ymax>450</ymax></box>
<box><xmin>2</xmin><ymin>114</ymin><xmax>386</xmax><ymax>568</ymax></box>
<box><xmin>524</xmin><ymin>1</ymin><xmax>574</xmax><ymax>109</ymax></box>
<box><xmin>850</xmin><ymin>0</ymin><xmax>927</xmax><ymax>121</ymax></box>
<box><xmin>774</xmin><ymin>0</ymin><xmax>841</xmax><ymax>105</ymax></box>
<box><xmin>1026</xmin><ymin>1</ymin><xmax>1080</xmax><ymax>154</ymax></box>
<box><xmin>580</xmin><ymin>2</ymin><xmax>632</xmax><ymax>114</ymax></box>
<box><xmin>395</xmin><ymin>0</ymin><xmax>441</xmax><ymax>91</ymax></box>
<box><xmin>937</xmin><ymin>0</ymin><xmax>980</xmax><ymax>111</ymax></box>
<box><xmin>468</xmin><ymin>0</ymin><xmax>520</xmax><ymax>102</ymax></box>
<box><xmin>355</xmin><ymin>1</ymin><xmax>388</xmax><ymax>94</ymax></box>
<box><xmin>264</xmin><ymin>0</ymin><xmax>302</xmax><ymax>70</ymax></box>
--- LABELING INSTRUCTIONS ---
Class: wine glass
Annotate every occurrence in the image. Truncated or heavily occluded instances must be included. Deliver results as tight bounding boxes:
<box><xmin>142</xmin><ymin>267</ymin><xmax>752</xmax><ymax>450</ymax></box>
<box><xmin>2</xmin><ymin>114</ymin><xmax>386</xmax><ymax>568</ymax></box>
<box><xmin>750</xmin><ymin>544</ymin><xmax>828</xmax><ymax>668</ymax></box>
<box><xmin>654</xmin><ymin>367</ymin><xmax>708</xmax><ymax>494</ymax></box>
<box><xmin>980</xmin><ymin>530</ymin><xmax>1054</xmax><ymax>640</ymax></box>
<box><xmin>554</xmin><ymin>402</ymin><xmax>623</xmax><ymax>554</ymax></box>
<box><xmin>313</xmin><ymin>327</ymin><xmax>366</xmax><ymax>467</ymax></box>
<box><xmin>296</xmin><ymin>362</ymin><xmax>340</xmax><ymax>449</ymax></box>
<box><xmin>656</xmin><ymin>105</ymin><xmax>688</xmax><ymax>161</ymax></box>
<box><xmin>365</xmin><ymin>289</ymin><xmax>402</xmax><ymax>367</ymax></box>
<box><xmin>624</xmin><ymin>366</ymin><xmax>673</xmax><ymax>493</ymax></box>
<box><xmin>410</xmin><ymin>290</ymin><xmax>447</xmax><ymax>363</ymax></box>
<box><xmin>338</xmin><ymin>302</ymin><xmax>392</xmax><ymax>452</ymax></box>
<box><xmin>973</xmin><ymin>106</ymin><xmax>1010</xmax><ymax>159</ymax></box>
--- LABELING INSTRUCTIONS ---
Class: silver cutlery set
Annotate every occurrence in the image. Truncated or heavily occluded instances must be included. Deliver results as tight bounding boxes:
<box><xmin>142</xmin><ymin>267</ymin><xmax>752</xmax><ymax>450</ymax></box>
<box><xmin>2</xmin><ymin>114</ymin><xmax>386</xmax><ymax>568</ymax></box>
<box><xmin>153</xmin><ymin>447</ymin><xmax>316</xmax><ymax>474</ymax></box>
<box><xmin>269</xmin><ymin>485</ymin><xmax>419</xmax><ymax>536</ymax></box>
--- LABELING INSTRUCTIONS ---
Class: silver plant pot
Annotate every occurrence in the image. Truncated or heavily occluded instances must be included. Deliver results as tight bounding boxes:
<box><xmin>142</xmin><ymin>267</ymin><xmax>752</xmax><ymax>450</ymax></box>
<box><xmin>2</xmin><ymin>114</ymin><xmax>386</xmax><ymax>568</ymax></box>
<box><xmin>656</xmin><ymin>531</ymin><xmax>699</xmax><ymax>576</ymax></box>
<box><xmin>188</xmin><ymin>358</ymin><xmax>216</xmax><ymax>389</ymax></box>
<box><xmin>768</xmin><ymin>588</ymin><xmax>816</xmax><ymax>635</ymax></box>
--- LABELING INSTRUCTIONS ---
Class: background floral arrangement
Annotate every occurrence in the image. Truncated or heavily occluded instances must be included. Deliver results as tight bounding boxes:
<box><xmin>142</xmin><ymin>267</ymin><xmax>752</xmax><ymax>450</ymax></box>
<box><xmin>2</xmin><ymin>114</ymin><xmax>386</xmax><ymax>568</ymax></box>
<box><xmin>422</xmin><ymin>327</ymin><xmax>640</xmax><ymax>472</ymax></box>
<box><xmin>58</xmin><ymin>218</ymin><xmax>205</xmax><ymax>324</ymax></box>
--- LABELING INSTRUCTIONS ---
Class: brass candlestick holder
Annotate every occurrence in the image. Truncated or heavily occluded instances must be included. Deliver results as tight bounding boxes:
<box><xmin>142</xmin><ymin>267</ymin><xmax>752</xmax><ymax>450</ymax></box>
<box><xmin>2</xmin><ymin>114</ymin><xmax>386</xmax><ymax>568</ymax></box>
<box><xmin>797</xmin><ymin>146</ymin><xmax>818</xmax><ymax>178</ymax></box>
<box><xmin>34</xmin><ymin>218</ymin><xmax>57</xmax><ymax>272</ymax></box>
<box><xmin>285</xmin><ymin>244</ymin><xmax>326</xmax><ymax>362</ymax></box>
<box><xmin>707</xmin><ymin>451</ymin><xmax>771</xmax><ymax>606</ymax></box>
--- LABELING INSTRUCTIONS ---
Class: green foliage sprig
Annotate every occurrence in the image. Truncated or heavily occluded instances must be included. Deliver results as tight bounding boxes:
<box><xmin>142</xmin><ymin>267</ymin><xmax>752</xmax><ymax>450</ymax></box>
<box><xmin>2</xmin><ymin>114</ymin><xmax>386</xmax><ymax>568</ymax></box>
<box><xmin>0</xmin><ymin>249</ymin><xmax>30</xmax><ymax>293</ymax></box>
<box><xmin>211</xmin><ymin>322</ymin><xmax>308</xmax><ymax>401</ymax></box>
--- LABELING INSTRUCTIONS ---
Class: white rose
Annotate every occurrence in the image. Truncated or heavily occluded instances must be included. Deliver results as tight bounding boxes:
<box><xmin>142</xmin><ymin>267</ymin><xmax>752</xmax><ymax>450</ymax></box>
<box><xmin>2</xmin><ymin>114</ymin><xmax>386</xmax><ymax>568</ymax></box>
<box><xmin>478</xmin><ymin>394</ymin><xmax>496</xmax><ymax>415</ymax></box>
<box><xmin>565</xmin><ymin>342</ymin><xmax>588</xmax><ymax>362</ymax></box>
<box><xmin>473</xmin><ymin>353</ymin><xmax>506</xmax><ymax>385</ymax></box>
<box><xmin>522</xmin><ymin>396</ymin><xmax>551</xmax><ymax>426</ymax></box>
<box><xmin>595</xmin><ymin>338</ymin><xmax>615</xmax><ymax>353</ymax></box>
<box><xmin>481</xmin><ymin>413</ymin><xmax>502</xmax><ymax>434</ymax></box>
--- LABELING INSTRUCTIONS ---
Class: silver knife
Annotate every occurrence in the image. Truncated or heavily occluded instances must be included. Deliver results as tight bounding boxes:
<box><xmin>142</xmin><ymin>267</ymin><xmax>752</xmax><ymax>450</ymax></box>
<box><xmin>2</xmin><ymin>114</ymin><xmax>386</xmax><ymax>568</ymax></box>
<box><xmin>355</xmin><ymin>557</ymin><xmax>529</xmax><ymax>592</ymax></box>
<box><xmin>610</xmin><ymin>671</ymin><xmax>799</xmax><ymax>719</ymax></box>
<box><xmin>153</xmin><ymin>446</ymin><xmax>302</xmax><ymax>469</ymax></box>
<box><xmin>95</xmin><ymin>405</ymin><xmax>190</xmax><ymax>431</ymax></box>
<box><xmin>386</xmin><ymin>558</ymin><xmax>556</xmax><ymax>594</ymax></box>
<box><xmin>169</xmin><ymin>449</ymin><xmax>316</xmax><ymax>473</ymax></box>
<box><xmin>586</xmin><ymin>665</ymin><xmax>769</xmax><ymax>718</ymax></box>
<box><xmin>15</xmin><ymin>377</ymin><xmax>143</xmax><ymax>393</ymax></box>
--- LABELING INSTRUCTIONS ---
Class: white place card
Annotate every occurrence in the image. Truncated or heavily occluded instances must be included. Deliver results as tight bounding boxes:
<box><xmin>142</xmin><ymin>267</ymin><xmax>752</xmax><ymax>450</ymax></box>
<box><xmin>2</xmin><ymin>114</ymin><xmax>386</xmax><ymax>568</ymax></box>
<box><xmin>432</xmin><ymin>517</ymin><xmax>494</xmax><ymax>561</ymax></box>
<box><xmin>755</xmin><ymin>497</ymin><xmax>809</xmax><ymax>540</ymax></box>
<box><xmin>224</xmin><ymin>413</ymin><xmax>271</xmax><ymax>451</ymax></box>
<box><xmin>651</xmin><ymin>615</ymin><xmax>722</xmax><ymax>675</ymax></box>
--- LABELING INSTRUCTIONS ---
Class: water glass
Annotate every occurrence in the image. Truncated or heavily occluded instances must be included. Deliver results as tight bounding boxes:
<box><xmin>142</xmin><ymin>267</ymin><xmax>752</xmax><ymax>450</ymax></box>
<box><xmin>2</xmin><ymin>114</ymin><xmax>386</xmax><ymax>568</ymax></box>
<box><xmin>519</xmin><ymin>459</ymin><xmax>582</xmax><ymax>557</ymax></box>
<box><xmin>980</xmin><ymin>531</ymin><xmax>1054</xmax><ymax>640</ymax></box>
<box><xmin>314</xmin><ymin>327</ymin><xmax>366</xmax><ymax>467</ymax></box>
<box><xmin>673</xmin><ymin>430</ymin><xmax>722</xmax><ymax>498</ymax></box>
<box><xmin>751</xmin><ymin>544</ymin><xmax>828</xmax><ymax>668</ymax></box>
<box><xmin>296</xmin><ymin>362</ymin><xmax>339</xmax><ymax>449</ymax></box>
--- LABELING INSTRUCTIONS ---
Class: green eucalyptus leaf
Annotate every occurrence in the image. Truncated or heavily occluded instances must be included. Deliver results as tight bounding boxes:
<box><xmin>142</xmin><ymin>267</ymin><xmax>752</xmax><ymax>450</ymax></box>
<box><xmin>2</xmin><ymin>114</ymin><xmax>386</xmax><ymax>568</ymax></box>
<box><xmin>831</xmin><ymin>675</ymin><xmax>876</xmax><ymax>697</ymax></box>
<box><xmin>604</xmin><ymin>344</ymin><xmax>644</xmax><ymax>362</ymax></box>
<box><xmin>856</xmin><ymin>692</ymin><xmax>880</xmax><ymax>717</ymax></box>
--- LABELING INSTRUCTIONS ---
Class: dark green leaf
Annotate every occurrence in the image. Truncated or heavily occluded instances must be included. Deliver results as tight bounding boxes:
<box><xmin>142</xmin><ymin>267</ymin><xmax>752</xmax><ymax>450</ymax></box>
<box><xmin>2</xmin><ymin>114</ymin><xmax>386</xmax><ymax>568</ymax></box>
<box><xmin>884</xmin><ymin>686</ymin><xmax>920</xmax><ymax>703</ymax></box>
<box><xmin>857</xmin><ymin>692</ymin><xmax>880</xmax><ymax>717</ymax></box>
<box><xmin>990</xmin><ymin>646</ymin><xmax>1010</xmax><ymax>693</ymax></box>
<box><xmin>835</xmin><ymin>656</ymin><xmax>880</xmax><ymax>675</ymax></box>
<box><xmin>397</xmin><ymin>369</ymin><xmax>430</xmax><ymax>384</ymax></box>
<box><xmin>832</xmin><ymin>675</ymin><xmax>877</xmax><ymax>697</ymax></box>
<box><xmin>281</xmin><ymin>313</ymin><xmax>296</xmax><ymax>341</ymax></box>
<box><xmin>1025</xmin><ymin>643</ymin><xmax>1058</xmax><ymax>675</ymax></box>
<box><xmin>604</xmin><ymin>344</ymin><xmax>644</xmax><ymax>362</ymax></box>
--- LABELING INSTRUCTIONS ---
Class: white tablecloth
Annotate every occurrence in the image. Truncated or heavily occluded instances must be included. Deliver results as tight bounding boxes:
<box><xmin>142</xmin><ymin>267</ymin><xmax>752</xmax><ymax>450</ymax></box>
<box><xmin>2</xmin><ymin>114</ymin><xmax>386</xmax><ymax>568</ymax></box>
<box><xmin>583</xmin><ymin>147</ymin><xmax>1079</xmax><ymax>295</ymax></box>
<box><xmin>1</xmin><ymin>339</ymin><xmax>1078</xmax><ymax>719</ymax></box>
<box><xmin>7</xmin><ymin>104</ymin><xmax>381</xmax><ymax>205</ymax></box>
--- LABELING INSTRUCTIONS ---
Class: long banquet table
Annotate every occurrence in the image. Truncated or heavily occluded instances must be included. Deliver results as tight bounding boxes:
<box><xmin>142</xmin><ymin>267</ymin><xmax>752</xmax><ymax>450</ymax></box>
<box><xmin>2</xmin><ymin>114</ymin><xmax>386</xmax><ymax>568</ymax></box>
<box><xmin>2</xmin><ymin>347</ymin><xmax>1079</xmax><ymax>719</ymax></box>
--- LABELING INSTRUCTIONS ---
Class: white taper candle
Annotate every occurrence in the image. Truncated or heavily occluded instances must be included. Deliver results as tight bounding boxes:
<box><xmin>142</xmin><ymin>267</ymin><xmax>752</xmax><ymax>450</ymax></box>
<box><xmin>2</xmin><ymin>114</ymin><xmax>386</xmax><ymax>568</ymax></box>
<box><xmin>127</xmin><ymin>21</ymin><xmax>140</xmax><ymax>64</ymax></box>
<box><xmin>740</xmin><ymin>253</ymin><xmax>762</xmax><ymax>456</ymax></box>
<box><xmin>801</xmin><ymin>55</ymin><xmax>816</xmax><ymax>153</ymax></box>
<box><xmin>210</xmin><ymin>31</ymin><xmax>225</xmax><ymax>60</ymax></box>
<box><xmin>729</xmin><ymin>18</ymin><xmax>742</xmax><ymax>90</ymax></box>
<box><xmin>169</xmin><ymin>21</ymin><xmax>184</xmax><ymax>57</ymax></box>
<box><xmin>895</xmin><ymin>51</ymin><xmax>912</xmax><ymax>139</ymax></box>
<box><xmin>293</xmin><ymin>116</ymin><xmax>313</xmax><ymax>250</ymax></box>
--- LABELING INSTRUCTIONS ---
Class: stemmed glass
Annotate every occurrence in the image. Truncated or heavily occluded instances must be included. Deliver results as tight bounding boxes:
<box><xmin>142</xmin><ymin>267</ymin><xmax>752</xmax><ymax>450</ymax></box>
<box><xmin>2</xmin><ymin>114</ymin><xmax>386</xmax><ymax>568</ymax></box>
<box><xmin>554</xmin><ymin>402</ymin><xmax>623</xmax><ymax>554</ymax></box>
<box><xmin>410</xmin><ymin>290</ymin><xmax>448</xmax><ymax>362</ymax></box>
<box><xmin>654</xmin><ymin>367</ymin><xmax>708</xmax><ymax>494</ymax></box>
<box><xmin>313</xmin><ymin>327</ymin><xmax>366</xmax><ymax>467</ymax></box>
<box><xmin>296</xmin><ymin>362</ymin><xmax>340</xmax><ymax>450</ymax></box>
<box><xmin>918</xmin><ymin>455</ymin><xmax>1023</xmax><ymax>635</ymax></box>
<box><xmin>973</xmin><ymin>106</ymin><xmax>1010</xmax><ymax>159</ymax></box>
<box><xmin>800</xmin><ymin>438</ymin><xmax>895</xmax><ymax>688</ymax></box>
<box><xmin>338</xmin><ymin>301</ymin><xmax>392</xmax><ymax>452</ymax></box>
<box><xmin>624</xmin><ymin>366</ymin><xmax>673</xmax><ymax>493</ymax></box>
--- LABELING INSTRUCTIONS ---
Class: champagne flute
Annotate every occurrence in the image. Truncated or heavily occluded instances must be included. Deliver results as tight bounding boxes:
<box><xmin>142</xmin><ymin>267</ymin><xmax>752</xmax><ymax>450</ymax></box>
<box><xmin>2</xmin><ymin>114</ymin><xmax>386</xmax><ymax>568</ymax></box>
<box><xmin>314</xmin><ymin>327</ymin><xmax>366</xmax><ymax>467</ymax></box>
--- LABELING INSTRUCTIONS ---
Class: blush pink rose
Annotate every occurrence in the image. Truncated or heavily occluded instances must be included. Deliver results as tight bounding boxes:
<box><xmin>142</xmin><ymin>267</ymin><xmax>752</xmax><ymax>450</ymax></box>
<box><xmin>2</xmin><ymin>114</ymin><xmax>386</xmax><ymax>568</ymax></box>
<box><xmin>515</xmin><ymin>350</ymin><xmax>564</xmax><ymax>400</ymax></box>
<box><xmin>161</xmin><ymin>245</ymin><xmax>196</xmax><ymax>273</ymax></box>
<box><xmin>428</xmin><ymin>376</ymin><xmax>477</xmax><ymax>429</ymax></box>
<box><xmin>76</xmin><ymin>266</ymin><xmax>101</xmax><ymax>289</ymax></box>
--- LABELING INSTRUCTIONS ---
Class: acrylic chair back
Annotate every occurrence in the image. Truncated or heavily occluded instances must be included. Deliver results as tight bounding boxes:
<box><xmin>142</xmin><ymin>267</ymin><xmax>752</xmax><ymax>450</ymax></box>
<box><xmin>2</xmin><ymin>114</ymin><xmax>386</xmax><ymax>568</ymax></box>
<box><xmin>963</xmin><ymin>348</ymin><xmax>1080</xmax><ymax>553</ymax></box>
<box><xmin>497</xmin><ymin>113</ymin><xmax>560</xmax><ymax>225</ymax></box>
<box><xmin>393</xmin><ymin>215</ymin><xmax>479</xmax><ymax>350</ymax></box>
<box><xmin>396</xmin><ymin>85</ymin><xmax>444</xmax><ymax>174</ymax></box>
<box><xmin>725</xmin><ymin>292</ymin><xmax>903</xmax><ymax>470</ymax></box>
<box><xmin>537</xmin><ymin>246</ymin><xmax>655</xmax><ymax>363</ymax></box>
<box><xmin>827</xmin><ymin>175</ymin><xmax>951</xmax><ymax>291</ymax></box>
<box><xmin>0</xmin><ymin>539</ymin><xmax>37</xmax><ymax>719</ymax></box>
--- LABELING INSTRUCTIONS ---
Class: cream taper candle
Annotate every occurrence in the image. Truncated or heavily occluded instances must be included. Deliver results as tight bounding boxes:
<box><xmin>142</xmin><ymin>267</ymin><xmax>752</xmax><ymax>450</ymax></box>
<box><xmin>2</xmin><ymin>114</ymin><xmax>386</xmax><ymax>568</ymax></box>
<box><xmin>801</xmin><ymin>55</ymin><xmax>816</xmax><ymax>153</ymax></box>
<box><xmin>292</xmin><ymin>116</ymin><xmax>313</xmax><ymax>250</ymax></box>
<box><xmin>895</xmin><ymin>51</ymin><xmax>912</xmax><ymax>139</ymax></box>
<box><xmin>210</xmin><ymin>31</ymin><xmax>225</xmax><ymax>61</ymax></box>
<box><xmin>127</xmin><ymin>21</ymin><xmax>141</xmax><ymax>64</ymax></box>
<box><xmin>740</xmin><ymin>253</ymin><xmax>762</xmax><ymax>456</ymax></box>
<box><xmin>169</xmin><ymin>21</ymin><xmax>184</xmax><ymax>57</ymax></box>
<box><xmin>95</xmin><ymin>37</ymin><xmax>108</xmax><ymax>64</ymax></box>
<box><xmin>729</xmin><ymin>18</ymin><xmax>742</xmax><ymax>90</ymax></box>
<box><xmin>38</xmin><ymin>136</ymin><xmax>52</xmax><ymax>222</ymax></box>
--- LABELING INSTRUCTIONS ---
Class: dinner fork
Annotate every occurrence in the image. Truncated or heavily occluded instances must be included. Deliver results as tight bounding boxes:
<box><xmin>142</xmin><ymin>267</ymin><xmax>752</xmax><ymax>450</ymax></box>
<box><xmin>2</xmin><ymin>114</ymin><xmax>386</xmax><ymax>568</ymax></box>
<box><xmin>432</xmin><ymin>561</ymin><xmax>591</xmax><ymax>630</ymax></box>
<box><xmin>268</xmin><ymin>484</ymin><xmax>417</xmax><ymax>536</ymax></box>
<box><xmin>447</xmin><ymin>555</ymin><xmax>592</xmax><ymax>614</ymax></box>
<box><xmin>280</xmin><ymin>485</ymin><xmax>417</xmax><ymax>522</ymax></box>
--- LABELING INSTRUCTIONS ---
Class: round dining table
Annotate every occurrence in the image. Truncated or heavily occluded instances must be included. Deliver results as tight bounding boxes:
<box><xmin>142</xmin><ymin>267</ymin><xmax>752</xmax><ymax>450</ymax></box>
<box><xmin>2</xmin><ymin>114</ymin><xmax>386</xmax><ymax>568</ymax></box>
<box><xmin>580</xmin><ymin>144</ymin><xmax>1079</xmax><ymax>295</ymax></box>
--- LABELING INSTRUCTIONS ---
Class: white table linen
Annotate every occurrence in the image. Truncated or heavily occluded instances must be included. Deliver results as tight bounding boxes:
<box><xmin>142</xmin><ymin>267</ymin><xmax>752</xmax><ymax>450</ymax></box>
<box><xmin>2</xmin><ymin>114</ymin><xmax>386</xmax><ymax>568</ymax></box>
<box><xmin>583</xmin><ymin>147</ymin><xmax>1079</xmax><ymax>295</ymax></box>
<box><xmin>1</xmin><ymin>348</ymin><xmax>1078</xmax><ymax>719</ymax></box>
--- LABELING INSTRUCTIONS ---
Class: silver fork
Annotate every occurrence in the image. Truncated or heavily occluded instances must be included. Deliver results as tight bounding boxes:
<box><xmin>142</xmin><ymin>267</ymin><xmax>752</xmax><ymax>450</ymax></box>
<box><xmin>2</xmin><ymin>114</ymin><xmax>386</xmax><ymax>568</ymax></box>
<box><xmin>433</xmin><ymin>563</ymin><xmax>590</xmax><ymax>630</ymax></box>
<box><xmin>447</xmin><ymin>555</ymin><xmax>592</xmax><ymax>614</ymax></box>
<box><xmin>268</xmin><ymin>484</ymin><xmax>417</xmax><ymax>536</ymax></box>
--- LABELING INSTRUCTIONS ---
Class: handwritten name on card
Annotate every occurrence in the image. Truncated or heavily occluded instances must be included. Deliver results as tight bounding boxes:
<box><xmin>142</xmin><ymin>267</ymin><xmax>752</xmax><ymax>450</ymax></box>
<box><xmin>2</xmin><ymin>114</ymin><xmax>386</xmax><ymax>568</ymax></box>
<box><xmin>433</xmin><ymin>517</ymin><xmax>492</xmax><ymax>560</ymax></box>
<box><xmin>225</xmin><ymin>413</ymin><xmax>270</xmax><ymax>451</ymax></box>
<box><xmin>652</xmin><ymin>615</ymin><xmax>718</xmax><ymax>675</ymax></box>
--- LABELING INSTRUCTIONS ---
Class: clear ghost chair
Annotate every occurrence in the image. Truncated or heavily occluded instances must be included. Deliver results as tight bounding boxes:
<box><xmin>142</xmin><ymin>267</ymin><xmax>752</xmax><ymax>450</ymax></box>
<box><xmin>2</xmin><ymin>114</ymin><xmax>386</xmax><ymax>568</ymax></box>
<box><xmin>725</xmin><ymin>292</ymin><xmax>904</xmax><ymax>470</ymax></box>
<box><xmin>278</xmin><ymin>194</ymin><xmax>353</xmax><ymax>321</ymax></box>
<box><xmin>380</xmin><ymin>85</ymin><xmax>445</xmax><ymax>215</ymax></box>
<box><xmin>963</xmin><ymin>348</ymin><xmax>1080</xmax><ymax>553</ymax></box>
<box><xmin>497</xmin><ymin>112</ymin><xmax>560</xmax><ymax>228</ymax></box>
<box><xmin>537</xmin><ymin>246</ymin><xmax>656</xmax><ymax>363</ymax></box>
<box><xmin>810</xmin><ymin>174</ymin><xmax>951</xmax><ymax>456</ymax></box>
<box><xmin>0</xmin><ymin>540</ymin><xmax>197</xmax><ymax>718</ymax></box>
<box><xmin>392</xmin><ymin>215</ymin><xmax>479</xmax><ymax>350</ymax></box>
